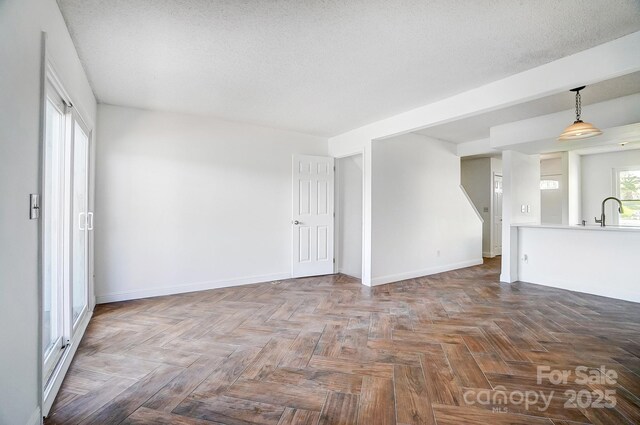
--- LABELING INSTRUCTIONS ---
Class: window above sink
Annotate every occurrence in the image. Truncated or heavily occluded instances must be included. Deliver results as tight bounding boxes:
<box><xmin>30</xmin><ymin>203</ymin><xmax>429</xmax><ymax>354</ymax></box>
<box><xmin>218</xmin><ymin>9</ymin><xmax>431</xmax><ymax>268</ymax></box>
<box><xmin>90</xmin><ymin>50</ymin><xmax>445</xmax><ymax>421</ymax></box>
<box><xmin>615</xmin><ymin>167</ymin><xmax>640</xmax><ymax>226</ymax></box>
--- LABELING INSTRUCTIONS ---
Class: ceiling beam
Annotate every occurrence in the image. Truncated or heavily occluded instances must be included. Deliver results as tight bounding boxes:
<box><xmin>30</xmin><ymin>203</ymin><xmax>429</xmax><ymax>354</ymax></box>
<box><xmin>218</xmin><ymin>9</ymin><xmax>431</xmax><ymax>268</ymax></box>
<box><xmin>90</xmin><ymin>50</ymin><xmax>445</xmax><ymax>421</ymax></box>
<box><xmin>329</xmin><ymin>31</ymin><xmax>640</xmax><ymax>157</ymax></box>
<box><xmin>491</xmin><ymin>93</ymin><xmax>640</xmax><ymax>149</ymax></box>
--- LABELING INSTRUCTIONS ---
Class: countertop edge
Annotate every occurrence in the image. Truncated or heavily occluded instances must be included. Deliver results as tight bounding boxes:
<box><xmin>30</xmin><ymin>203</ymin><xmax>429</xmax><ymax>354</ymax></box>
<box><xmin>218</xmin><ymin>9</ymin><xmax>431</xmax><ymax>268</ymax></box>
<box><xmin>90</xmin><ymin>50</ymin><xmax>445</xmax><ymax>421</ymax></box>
<box><xmin>513</xmin><ymin>223</ymin><xmax>640</xmax><ymax>233</ymax></box>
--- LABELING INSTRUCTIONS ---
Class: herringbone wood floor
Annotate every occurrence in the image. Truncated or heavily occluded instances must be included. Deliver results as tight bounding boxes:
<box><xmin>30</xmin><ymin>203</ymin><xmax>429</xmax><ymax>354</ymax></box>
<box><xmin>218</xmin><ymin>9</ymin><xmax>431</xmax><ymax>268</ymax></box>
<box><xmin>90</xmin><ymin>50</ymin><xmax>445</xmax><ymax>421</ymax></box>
<box><xmin>46</xmin><ymin>258</ymin><xmax>640</xmax><ymax>425</ymax></box>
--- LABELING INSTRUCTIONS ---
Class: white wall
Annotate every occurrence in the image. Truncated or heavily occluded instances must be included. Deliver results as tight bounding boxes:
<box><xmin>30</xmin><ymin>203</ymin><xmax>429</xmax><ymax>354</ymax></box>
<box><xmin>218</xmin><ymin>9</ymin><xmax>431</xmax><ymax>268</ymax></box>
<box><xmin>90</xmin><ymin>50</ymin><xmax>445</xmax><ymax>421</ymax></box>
<box><xmin>95</xmin><ymin>105</ymin><xmax>327</xmax><ymax>303</ymax></box>
<box><xmin>371</xmin><ymin>134</ymin><xmax>482</xmax><ymax>285</ymax></box>
<box><xmin>491</xmin><ymin>158</ymin><xmax>503</xmax><ymax>177</ymax></box>
<box><xmin>336</xmin><ymin>155</ymin><xmax>363</xmax><ymax>278</ymax></box>
<box><xmin>504</xmin><ymin>151</ymin><xmax>541</xmax><ymax>224</ymax></box>
<box><xmin>581</xmin><ymin>149</ymin><xmax>640</xmax><ymax>225</ymax></box>
<box><xmin>518</xmin><ymin>226</ymin><xmax>640</xmax><ymax>303</ymax></box>
<box><xmin>540</xmin><ymin>157</ymin><xmax>562</xmax><ymax>175</ymax></box>
<box><xmin>0</xmin><ymin>0</ymin><xmax>96</xmax><ymax>423</ymax></box>
<box><xmin>500</xmin><ymin>150</ymin><xmax>540</xmax><ymax>282</ymax></box>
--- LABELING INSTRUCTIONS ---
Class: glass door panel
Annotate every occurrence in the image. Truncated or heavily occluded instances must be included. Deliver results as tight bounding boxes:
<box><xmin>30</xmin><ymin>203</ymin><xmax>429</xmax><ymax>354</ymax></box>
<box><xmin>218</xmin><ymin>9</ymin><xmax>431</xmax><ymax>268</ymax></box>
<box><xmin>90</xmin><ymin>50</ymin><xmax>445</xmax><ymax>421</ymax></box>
<box><xmin>71</xmin><ymin>121</ymin><xmax>89</xmax><ymax>326</ymax></box>
<box><xmin>43</xmin><ymin>95</ymin><xmax>65</xmax><ymax>377</ymax></box>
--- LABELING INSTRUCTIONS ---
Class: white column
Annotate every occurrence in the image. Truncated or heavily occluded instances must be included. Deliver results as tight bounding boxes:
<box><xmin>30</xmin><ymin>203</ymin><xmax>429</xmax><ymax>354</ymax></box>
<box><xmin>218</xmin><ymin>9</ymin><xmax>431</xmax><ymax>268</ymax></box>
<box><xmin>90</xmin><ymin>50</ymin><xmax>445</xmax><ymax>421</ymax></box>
<box><xmin>566</xmin><ymin>151</ymin><xmax>582</xmax><ymax>225</ymax></box>
<box><xmin>500</xmin><ymin>150</ymin><xmax>541</xmax><ymax>283</ymax></box>
<box><xmin>361</xmin><ymin>139</ymin><xmax>373</xmax><ymax>286</ymax></box>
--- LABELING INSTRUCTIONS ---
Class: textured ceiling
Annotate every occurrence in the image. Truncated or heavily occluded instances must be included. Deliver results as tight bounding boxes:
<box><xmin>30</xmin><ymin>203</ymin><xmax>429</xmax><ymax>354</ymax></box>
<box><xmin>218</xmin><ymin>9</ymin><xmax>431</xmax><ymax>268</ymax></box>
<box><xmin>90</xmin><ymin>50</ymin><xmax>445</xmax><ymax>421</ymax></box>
<box><xmin>416</xmin><ymin>72</ymin><xmax>640</xmax><ymax>144</ymax></box>
<box><xmin>57</xmin><ymin>0</ymin><xmax>640</xmax><ymax>136</ymax></box>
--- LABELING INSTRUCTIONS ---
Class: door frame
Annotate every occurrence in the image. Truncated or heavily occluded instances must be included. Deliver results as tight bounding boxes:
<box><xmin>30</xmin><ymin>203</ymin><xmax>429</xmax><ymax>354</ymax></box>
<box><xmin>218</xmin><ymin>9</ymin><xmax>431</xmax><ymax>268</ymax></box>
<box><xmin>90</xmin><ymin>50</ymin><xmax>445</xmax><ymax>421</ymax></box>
<box><xmin>491</xmin><ymin>172</ymin><xmax>503</xmax><ymax>257</ymax></box>
<box><xmin>39</xmin><ymin>41</ymin><xmax>95</xmax><ymax>417</ymax></box>
<box><xmin>333</xmin><ymin>150</ymin><xmax>366</xmax><ymax>281</ymax></box>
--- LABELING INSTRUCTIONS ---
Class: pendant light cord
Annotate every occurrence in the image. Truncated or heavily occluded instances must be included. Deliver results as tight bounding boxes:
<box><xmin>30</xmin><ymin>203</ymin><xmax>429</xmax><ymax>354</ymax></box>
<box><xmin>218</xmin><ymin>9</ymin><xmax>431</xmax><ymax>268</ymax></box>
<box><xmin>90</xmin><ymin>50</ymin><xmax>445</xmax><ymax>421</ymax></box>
<box><xmin>575</xmin><ymin>89</ymin><xmax>581</xmax><ymax>121</ymax></box>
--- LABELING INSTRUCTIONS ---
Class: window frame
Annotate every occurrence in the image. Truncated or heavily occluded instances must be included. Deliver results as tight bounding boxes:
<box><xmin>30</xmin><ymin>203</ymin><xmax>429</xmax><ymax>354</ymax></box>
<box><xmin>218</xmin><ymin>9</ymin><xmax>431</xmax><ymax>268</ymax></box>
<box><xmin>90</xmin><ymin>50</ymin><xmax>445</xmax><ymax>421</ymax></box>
<box><xmin>612</xmin><ymin>166</ymin><xmax>640</xmax><ymax>226</ymax></box>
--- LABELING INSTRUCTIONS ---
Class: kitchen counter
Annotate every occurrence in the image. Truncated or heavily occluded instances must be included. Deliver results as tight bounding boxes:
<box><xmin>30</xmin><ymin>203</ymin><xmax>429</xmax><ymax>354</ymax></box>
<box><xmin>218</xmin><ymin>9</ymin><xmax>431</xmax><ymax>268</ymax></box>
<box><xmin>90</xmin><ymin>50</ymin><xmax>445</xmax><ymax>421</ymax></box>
<box><xmin>514</xmin><ymin>224</ymin><xmax>639</xmax><ymax>303</ymax></box>
<box><xmin>515</xmin><ymin>223</ymin><xmax>640</xmax><ymax>232</ymax></box>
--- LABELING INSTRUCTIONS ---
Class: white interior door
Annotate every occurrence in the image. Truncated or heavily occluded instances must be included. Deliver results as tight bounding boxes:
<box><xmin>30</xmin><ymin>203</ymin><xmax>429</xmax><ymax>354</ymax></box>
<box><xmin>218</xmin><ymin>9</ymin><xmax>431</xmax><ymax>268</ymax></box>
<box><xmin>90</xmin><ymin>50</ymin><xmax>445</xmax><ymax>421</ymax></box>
<box><xmin>292</xmin><ymin>155</ymin><xmax>335</xmax><ymax>277</ymax></box>
<box><xmin>493</xmin><ymin>174</ymin><xmax>503</xmax><ymax>255</ymax></box>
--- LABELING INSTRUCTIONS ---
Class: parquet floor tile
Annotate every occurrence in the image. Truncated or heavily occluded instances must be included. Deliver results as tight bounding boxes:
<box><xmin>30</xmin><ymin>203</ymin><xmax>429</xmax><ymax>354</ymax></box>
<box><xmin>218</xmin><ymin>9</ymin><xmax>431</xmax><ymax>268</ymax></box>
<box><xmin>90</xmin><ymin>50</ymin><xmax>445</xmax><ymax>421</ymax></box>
<box><xmin>45</xmin><ymin>258</ymin><xmax>640</xmax><ymax>424</ymax></box>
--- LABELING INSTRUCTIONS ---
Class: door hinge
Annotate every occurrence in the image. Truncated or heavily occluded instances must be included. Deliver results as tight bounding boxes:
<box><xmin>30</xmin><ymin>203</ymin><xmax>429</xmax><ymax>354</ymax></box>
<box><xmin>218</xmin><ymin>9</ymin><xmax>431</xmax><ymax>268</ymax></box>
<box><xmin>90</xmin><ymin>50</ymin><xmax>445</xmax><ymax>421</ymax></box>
<box><xmin>333</xmin><ymin>258</ymin><xmax>335</xmax><ymax>264</ymax></box>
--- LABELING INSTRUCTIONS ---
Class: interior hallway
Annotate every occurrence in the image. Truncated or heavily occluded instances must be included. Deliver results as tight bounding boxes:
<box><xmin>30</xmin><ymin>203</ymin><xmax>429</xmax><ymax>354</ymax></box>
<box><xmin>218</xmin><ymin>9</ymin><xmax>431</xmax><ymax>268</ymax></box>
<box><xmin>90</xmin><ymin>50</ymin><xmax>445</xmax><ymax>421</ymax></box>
<box><xmin>46</xmin><ymin>258</ymin><xmax>640</xmax><ymax>425</ymax></box>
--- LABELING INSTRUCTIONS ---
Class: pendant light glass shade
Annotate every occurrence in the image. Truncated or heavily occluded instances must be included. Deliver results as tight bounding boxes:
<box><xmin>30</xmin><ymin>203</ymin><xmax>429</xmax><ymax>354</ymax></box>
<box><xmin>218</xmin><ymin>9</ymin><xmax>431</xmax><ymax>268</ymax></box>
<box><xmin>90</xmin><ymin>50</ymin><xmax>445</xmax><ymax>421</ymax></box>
<box><xmin>558</xmin><ymin>86</ymin><xmax>602</xmax><ymax>141</ymax></box>
<box><xmin>558</xmin><ymin>120</ymin><xmax>602</xmax><ymax>141</ymax></box>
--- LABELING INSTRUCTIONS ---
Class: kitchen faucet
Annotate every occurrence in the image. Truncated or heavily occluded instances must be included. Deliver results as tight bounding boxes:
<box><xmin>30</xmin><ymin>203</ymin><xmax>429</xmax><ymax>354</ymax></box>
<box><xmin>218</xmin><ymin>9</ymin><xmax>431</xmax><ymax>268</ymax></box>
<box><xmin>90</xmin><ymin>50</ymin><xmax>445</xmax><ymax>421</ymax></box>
<box><xmin>595</xmin><ymin>197</ymin><xmax>623</xmax><ymax>227</ymax></box>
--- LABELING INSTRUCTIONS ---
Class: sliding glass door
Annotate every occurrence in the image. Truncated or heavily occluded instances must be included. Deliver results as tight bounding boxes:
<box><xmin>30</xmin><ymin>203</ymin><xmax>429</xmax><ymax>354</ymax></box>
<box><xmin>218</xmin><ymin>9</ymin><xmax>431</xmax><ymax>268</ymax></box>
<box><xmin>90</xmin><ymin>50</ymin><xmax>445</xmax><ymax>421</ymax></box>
<box><xmin>42</xmin><ymin>74</ymin><xmax>92</xmax><ymax>387</ymax></box>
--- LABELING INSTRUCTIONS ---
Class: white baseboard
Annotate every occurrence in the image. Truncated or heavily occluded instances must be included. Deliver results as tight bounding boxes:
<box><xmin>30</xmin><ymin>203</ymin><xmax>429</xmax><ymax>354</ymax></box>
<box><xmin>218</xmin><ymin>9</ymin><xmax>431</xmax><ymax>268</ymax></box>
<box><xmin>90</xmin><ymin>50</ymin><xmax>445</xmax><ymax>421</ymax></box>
<box><xmin>337</xmin><ymin>267</ymin><xmax>362</xmax><ymax>280</ymax></box>
<box><xmin>27</xmin><ymin>407</ymin><xmax>42</xmax><ymax>425</ymax></box>
<box><xmin>499</xmin><ymin>272</ymin><xmax>516</xmax><ymax>283</ymax></box>
<box><xmin>96</xmin><ymin>272</ymin><xmax>291</xmax><ymax>304</ymax></box>
<box><xmin>371</xmin><ymin>259</ymin><xmax>483</xmax><ymax>286</ymax></box>
<box><xmin>338</xmin><ymin>272</ymin><xmax>362</xmax><ymax>281</ymax></box>
<box><xmin>482</xmin><ymin>251</ymin><xmax>494</xmax><ymax>258</ymax></box>
<box><xmin>518</xmin><ymin>277</ymin><xmax>640</xmax><ymax>304</ymax></box>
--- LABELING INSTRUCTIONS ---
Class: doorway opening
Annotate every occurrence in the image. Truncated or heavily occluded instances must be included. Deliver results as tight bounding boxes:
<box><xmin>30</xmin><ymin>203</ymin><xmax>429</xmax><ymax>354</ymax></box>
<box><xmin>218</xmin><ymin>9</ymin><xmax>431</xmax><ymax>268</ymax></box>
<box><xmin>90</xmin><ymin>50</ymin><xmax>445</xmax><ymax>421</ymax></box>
<box><xmin>492</xmin><ymin>173</ymin><xmax>503</xmax><ymax>256</ymax></box>
<box><xmin>335</xmin><ymin>154</ymin><xmax>364</xmax><ymax>280</ymax></box>
<box><xmin>460</xmin><ymin>156</ymin><xmax>502</xmax><ymax>259</ymax></box>
<box><xmin>540</xmin><ymin>154</ymin><xmax>564</xmax><ymax>224</ymax></box>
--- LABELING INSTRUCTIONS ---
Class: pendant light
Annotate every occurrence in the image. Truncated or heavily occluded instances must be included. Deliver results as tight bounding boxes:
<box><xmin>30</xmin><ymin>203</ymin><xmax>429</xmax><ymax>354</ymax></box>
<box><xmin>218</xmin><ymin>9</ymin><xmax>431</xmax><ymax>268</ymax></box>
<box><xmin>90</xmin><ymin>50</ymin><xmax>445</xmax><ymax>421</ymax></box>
<box><xmin>558</xmin><ymin>86</ymin><xmax>602</xmax><ymax>141</ymax></box>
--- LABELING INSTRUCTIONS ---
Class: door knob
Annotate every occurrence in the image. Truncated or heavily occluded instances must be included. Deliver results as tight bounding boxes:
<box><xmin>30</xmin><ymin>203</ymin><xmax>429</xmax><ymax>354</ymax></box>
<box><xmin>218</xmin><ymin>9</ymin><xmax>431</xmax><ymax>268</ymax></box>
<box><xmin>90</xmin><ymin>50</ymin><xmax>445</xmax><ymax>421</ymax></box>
<box><xmin>293</xmin><ymin>220</ymin><xmax>301</xmax><ymax>225</ymax></box>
